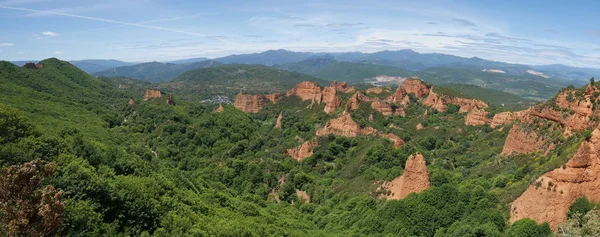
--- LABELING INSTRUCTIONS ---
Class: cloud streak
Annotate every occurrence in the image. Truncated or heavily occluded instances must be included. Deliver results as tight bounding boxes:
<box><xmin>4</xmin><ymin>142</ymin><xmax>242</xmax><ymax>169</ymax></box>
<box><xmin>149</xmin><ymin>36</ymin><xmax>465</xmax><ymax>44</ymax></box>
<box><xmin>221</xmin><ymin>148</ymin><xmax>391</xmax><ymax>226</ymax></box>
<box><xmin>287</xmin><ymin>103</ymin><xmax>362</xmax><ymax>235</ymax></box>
<box><xmin>0</xmin><ymin>42</ymin><xmax>14</xmax><ymax>47</ymax></box>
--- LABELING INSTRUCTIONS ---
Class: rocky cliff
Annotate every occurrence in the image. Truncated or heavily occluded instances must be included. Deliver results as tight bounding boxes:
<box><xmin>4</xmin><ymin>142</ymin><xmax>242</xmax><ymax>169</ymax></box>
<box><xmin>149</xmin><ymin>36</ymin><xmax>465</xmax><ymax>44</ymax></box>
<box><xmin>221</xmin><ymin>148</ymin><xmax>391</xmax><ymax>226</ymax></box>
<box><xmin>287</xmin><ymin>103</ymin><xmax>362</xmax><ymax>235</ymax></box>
<box><xmin>215</xmin><ymin>104</ymin><xmax>225</xmax><ymax>113</ymax></box>
<box><xmin>316</xmin><ymin>113</ymin><xmax>377</xmax><ymax>137</ymax></box>
<box><xmin>491</xmin><ymin>110</ymin><xmax>531</xmax><ymax>128</ymax></box>
<box><xmin>234</xmin><ymin>92</ymin><xmax>266</xmax><ymax>113</ymax></box>
<box><xmin>143</xmin><ymin>90</ymin><xmax>162</xmax><ymax>101</ymax></box>
<box><xmin>127</xmin><ymin>99</ymin><xmax>136</xmax><ymax>106</ymax></box>
<box><xmin>510</xmin><ymin>125</ymin><xmax>600</xmax><ymax>230</ymax></box>
<box><xmin>264</xmin><ymin>92</ymin><xmax>284</xmax><ymax>104</ymax></box>
<box><xmin>371</xmin><ymin>100</ymin><xmax>405</xmax><ymax>116</ymax></box>
<box><xmin>402</xmin><ymin>77</ymin><xmax>430</xmax><ymax>98</ymax></box>
<box><xmin>465</xmin><ymin>108</ymin><xmax>490</xmax><ymax>126</ymax></box>
<box><xmin>385</xmin><ymin>86</ymin><xmax>410</xmax><ymax>105</ymax></box>
<box><xmin>286</xmin><ymin>81</ymin><xmax>322</xmax><ymax>103</ymax></box>
<box><xmin>331</xmin><ymin>81</ymin><xmax>356</xmax><ymax>93</ymax></box>
<box><xmin>286</xmin><ymin>139</ymin><xmax>318</xmax><ymax>161</ymax></box>
<box><xmin>345</xmin><ymin>92</ymin><xmax>370</xmax><ymax>112</ymax></box>
<box><xmin>423</xmin><ymin>88</ymin><xmax>488</xmax><ymax>113</ymax></box>
<box><xmin>378</xmin><ymin>133</ymin><xmax>405</xmax><ymax>148</ymax></box>
<box><xmin>322</xmin><ymin>86</ymin><xmax>342</xmax><ymax>114</ymax></box>
<box><xmin>380</xmin><ymin>153</ymin><xmax>430</xmax><ymax>200</ymax></box>
<box><xmin>275</xmin><ymin>112</ymin><xmax>283</xmax><ymax>129</ymax></box>
<box><xmin>502</xmin><ymin>125</ymin><xmax>546</xmax><ymax>156</ymax></box>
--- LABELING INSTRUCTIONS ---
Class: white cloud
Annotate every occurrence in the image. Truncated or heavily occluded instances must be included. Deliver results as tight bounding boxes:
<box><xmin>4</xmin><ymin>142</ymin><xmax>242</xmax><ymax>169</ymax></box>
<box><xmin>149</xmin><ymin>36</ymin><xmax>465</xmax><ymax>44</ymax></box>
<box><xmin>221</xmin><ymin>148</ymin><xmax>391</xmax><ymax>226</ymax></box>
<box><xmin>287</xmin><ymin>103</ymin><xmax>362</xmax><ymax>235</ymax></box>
<box><xmin>42</xmin><ymin>31</ymin><xmax>59</xmax><ymax>36</ymax></box>
<box><xmin>0</xmin><ymin>43</ymin><xmax>14</xmax><ymax>47</ymax></box>
<box><xmin>53</xmin><ymin>51</ymin><xmax>63</xmax><ymax>55</ymax></box>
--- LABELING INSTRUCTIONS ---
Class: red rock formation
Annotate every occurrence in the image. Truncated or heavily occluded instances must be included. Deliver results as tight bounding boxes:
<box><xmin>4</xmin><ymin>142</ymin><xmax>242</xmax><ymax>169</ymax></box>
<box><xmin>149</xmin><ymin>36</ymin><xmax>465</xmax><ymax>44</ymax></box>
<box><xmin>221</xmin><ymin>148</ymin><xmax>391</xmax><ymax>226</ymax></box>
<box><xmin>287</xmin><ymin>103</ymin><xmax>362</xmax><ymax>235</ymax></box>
<box><xmin>402</xmin><ymin>77</ymin><xmax>430</xmax><ymax>98</ymax></box>
<box><xmin>378</xmin><ymin>133</ymin><xmax>405</xmax><ymax>148</ymax></box>
<box><xmin>371</xmin><ymin>100</ymin><xmax>405</xmax><ymax>116</ymax></box>
<box><xmin>287</xmin><ymin>139</ymin><xmax>318</xmax><ymax>161</ymax></box>
<box><xmin>502</xmin><ymin>125</ymin><xmax>546</xmax><ymax>156</ymax></box>
<box><xmin>368</xmin><ymin>114</ymin><xmax>374</xmax><ymax>122</ymax></box>
<box><xmin>345</xmin><ymin>92</ymin><xmax>370</xmax><ymax>112</ymax></box>
<box><xmin>316</xmin><ymin>113</ymin><xmax>377</xmax><ymax>137</ymax></box>
<box><xmin>510</xmin><ymin>125</ymin><xmax>600</xmax><ymax>230</ymax></box>
<box><xmin>296</xmin><ymin>190</ymin><xmax>311</xmax><ymax>203</ymax></box>
<box><xmin>465</xmin><ymin>108</ymin><xmax>490</xmax><ymax>126</ymax></box>
<box><xmin>386</xmin><ymin>86</ymin><xmax>410</xmax><ymax>105</ymax></box>
<box><xmin>423</xmin><ymin>87</ymin><xmax>488</xmax><ymax>113</ymax></box>
<box><xmin>366</xmin><ymin>87</ymin><xmax>384</xmax><ymax>94</ymax></box>
<box><xmin>322</xmin><ymin>86</ymin><xmax>342</xmax><ymax>114</ymax></box>
<box><xmin>286</xmin><ymin>81</ymin><xmax>322</xmax><ymax>103</ymax></box>
<box><xmin>166</xmin><ymin>94</ymin><xmax>174</xmax><ymax>105</ymax></box>
<box><xmin>215</xmin><ymin>104</ymin><xmax>224</xmax><ymax>113</ymax></box>
<box><xmin>491</xmin><ymin>110</ymin><xmax>531</xmax><ymax>128</ymax></box>
<box><xmin>380</xmin><ymin>153</ymin><xmax>430</xmax><ymax>200</ymax></box>
<box><xmin>416</xmin><ymin>123</ymin><xmax>424</xmax><ymax>130</ymax></box>
<box><xmin>234</xmin><ymin>92</ymin><xmax>266</xmax><ymax>113</ymax></box>
<box><xmin>127</xmin><ymin>99</ymin><xmax>136</xmax><ymax>106</ymax></box>
<box><xmin>143</xmin><ymin>90</ymin><xmax>162</xmax><ymax>101</ymax></box>
<box><xmin>264</xmin><ymin>92</ymin><xmax>284</xmax><ymax>104</ymax></box>
<box><xmin>555</xmin><ymin>90</ymin><xmax>593</xmax><ymax>117</ymax></box>
<box><xmin>275</xmin><ymin>112</ymin><xmax>283</xmax><ymax>129</ymax></box>
<box><xmin>331</xmin><ymin>81</ymin><xmax>356</xmax><ymax>93</ymax></box>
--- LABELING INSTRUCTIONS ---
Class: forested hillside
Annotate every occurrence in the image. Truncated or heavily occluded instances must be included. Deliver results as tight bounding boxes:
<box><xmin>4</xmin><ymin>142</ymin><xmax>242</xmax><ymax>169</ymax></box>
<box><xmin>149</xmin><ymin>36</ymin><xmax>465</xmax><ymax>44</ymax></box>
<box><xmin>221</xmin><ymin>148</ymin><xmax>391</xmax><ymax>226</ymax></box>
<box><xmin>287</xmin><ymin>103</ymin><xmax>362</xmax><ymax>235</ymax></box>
<box><xmin>1</xmin><ymin>58</ymin><xmax>599</xmax><ymax>236</ymax></box>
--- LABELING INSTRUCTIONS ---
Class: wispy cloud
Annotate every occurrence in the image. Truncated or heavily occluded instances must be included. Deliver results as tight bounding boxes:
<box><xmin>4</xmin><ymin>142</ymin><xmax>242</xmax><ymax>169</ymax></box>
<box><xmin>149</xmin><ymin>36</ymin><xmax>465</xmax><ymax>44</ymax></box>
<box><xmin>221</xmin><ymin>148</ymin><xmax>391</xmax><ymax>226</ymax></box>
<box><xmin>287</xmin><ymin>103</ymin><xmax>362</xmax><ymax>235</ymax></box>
<box><xmin>0</xmin><ymin>42</ymin><xmax>14</xmax><ymax>47</ymax></box>
<box><xmin>53</xmin><ymin>51</ymin><xmax>63</xmax><ymax>55</ymax></box>
<box><xmin>452</xmin><ymin>18</ymin><xmax>477</xmax><ymax>27</ymax></box>
<box><xmin>42</xmin><ymin>31</ymin><xmax>59</xmax><ymax>36</ymax></box>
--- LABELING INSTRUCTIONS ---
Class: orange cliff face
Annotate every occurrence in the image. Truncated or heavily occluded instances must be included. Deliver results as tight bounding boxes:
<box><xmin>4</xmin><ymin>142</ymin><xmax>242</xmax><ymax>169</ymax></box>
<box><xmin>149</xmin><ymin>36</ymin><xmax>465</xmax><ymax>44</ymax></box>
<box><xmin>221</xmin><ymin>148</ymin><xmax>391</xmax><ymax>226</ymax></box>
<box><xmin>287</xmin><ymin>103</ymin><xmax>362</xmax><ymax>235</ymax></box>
<box><xmin>234</xmin><ymin>92</ymin><xmax>266</xmax><ymax>113</ymax></box>
<box><xmin>322</xmin><ymin>85</ymin><xmax>342</xmax><ymax>114</ymax></box>
<box><xmin>380</xmin><ymin>153</ymin><xmax>430</xmax><ymax>200</ymax></box>
<box><xmin>264</xmin><ymin>92</ymin><xmax>284</xmax><ymax>104</ymax></box>
<box><xmin>423</xmin><ymin>87</ymin><xmax>488</xmax><ymax>113</ymax></box>
<box><xmin>287</xmin><ymin>139</ymin><xmax>318</xmax><ymax>161</ymax></box>
<box><xmin>275</xmin><ymin>112</ymin><xmax>283</xmax><ymax>129</ymax></box>
<box><xmin>491</xmin><ymin>110</ymin><xmax>531</xmax><ymax>128</ymax></box>
<box><xmin>331</xmin><ymin>81</ymin><xmax>356</xmax><ymax>93</ymax></box>
<box><xmin>286</xmin><ymin>81</ymin><xmax>322</xmax><ymax>103</ymax></box>
<box><xmin>502</xmin><ymin>125</ymin><xmax>546</xmax><ymax>156</ymax></box>
<box><xmin>316</xmin><ymin>113</ymin><xmax>404</xmax><ymax>147</ymax></box>
<box><xmin>385</xmin><ymin>86</ymin><xmax>410</xmax><ymax>105</ymax></box>
<box><xmin>345</xmin><ymin>92</ymin><xmax>370</xmax><ymax>112</ymax></box>
<box><xmin>215</xmin><ymin>104</ymin><xmax>225</xmax><ymax>113</ymax></box>
<box><xmin>402</xmin><ymin>78</ymin><xmax>430</xmax><ymax>98</ymax></box>
<box><xmin>465</xmin><ymin>108</ymin><xmax>490</xmax><ymax>126</ymax></box>
<box><xmin>510</xmin><ymin>125</ymin><xmax>600</xmax><ymax>230</ymax></box>
<box><xmin>143</xmin><ymin>89</ymin><xmax>162</xmax><ymax>101</ymax></box>
<box><xmin>371</xmin><ymin>100</ymin><xmax>405</xmax><ymax>116</ymax></box>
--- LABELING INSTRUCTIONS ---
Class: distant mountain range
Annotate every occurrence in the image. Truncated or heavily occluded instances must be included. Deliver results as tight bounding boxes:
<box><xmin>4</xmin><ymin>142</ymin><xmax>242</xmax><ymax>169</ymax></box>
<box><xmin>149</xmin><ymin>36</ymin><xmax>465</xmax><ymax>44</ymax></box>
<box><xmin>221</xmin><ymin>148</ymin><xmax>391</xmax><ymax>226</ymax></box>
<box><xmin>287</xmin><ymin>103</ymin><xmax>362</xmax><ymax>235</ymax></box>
<box><xmin>94</xmin><ymin>60</ymin><xmax>221</xmax><ymax>83</ymax></box>
<box><xmin>9</xmin><ymin>49</ymin><xmax>599</xmax><ymax>83</ymax></box>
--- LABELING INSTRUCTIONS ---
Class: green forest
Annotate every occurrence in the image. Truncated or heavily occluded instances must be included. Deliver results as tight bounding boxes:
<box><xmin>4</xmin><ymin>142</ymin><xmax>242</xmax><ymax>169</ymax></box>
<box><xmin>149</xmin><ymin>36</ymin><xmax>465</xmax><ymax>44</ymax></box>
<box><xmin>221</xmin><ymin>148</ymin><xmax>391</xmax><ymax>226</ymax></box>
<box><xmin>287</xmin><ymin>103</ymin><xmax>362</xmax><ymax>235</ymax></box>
<box><xmin>1</xmin><ymin>58</ymin><xmax>598</xmax><ymax>237</ymax></box>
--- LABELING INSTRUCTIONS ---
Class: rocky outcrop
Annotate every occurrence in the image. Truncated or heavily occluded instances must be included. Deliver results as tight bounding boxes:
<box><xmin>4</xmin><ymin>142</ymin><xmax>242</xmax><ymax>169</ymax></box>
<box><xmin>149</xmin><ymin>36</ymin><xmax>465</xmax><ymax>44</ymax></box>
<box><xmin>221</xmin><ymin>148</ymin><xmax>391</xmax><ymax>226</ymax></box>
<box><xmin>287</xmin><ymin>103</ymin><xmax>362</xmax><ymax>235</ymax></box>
<box><xmin>555</xmin><ymin>90</ymin><xmax>593</xmax><ymax>117</ymax></box>
<box><xmin>371</xmin><ymin>100</ymin><xmax>405</xmax><ymax>116</ymax></box>
<box><xmin>380</xmin><ymin>153</ymin><xmax>430</xmax><ymax>200</ymax></box>
<box><xmin>143</xmin><ymin>90</ymin><xmax>162</xmax><ymax>101</ymax></box>
<box><xmin>502</xmin><ymin>125</ymin><xmax>546</xmax><ymax>156</ymax></box>
<box><xmin>264</xmin><ymin>92</ymin><xmax>284</xmax><ymax>104</ymax></box>
<box><xmin>234</xmin><ymin>92</ymin><xmax>266</xmax><ymax>113</ymax></box>
<box><xmin>491</xmin><ymin>110</ymin><xmax>531</xmax><ymax>128</ymax></box>
<box><xmin>316</xmin><ymin>113</ymin><xmax>377</xmax><ymax>137</ymax></box>
<box><xmin>416</xmin><ymin>123</ymin><xmax>424</xmax><ymax>130</ymax></box>
<box><xmin>166</xmin><ymin>94</ymin><xmax>174</xmax><ymax>105</ymax></box>
<box><xmin>215</xmin><ymin>104</ymin><xmax>224</xmax><ymax>113</ymax></box>
<box><xmin>366</xmin><ymin>87</ymin><xmax>384</xmax><ymax>94</ymax></box>
<box><xmin>275</xmin><ymin>112</ymin><xmax>283</xmax><ymax>129</ymax></box>
<box><xmin>286</xmin><ymin>81</ymin><xmax>322</xmax><ymax>103</ymax></box>
<box><xmin>322</xmin><ymin>86</ymin><xmax>342</xmax><ymax>114</ymax></box>
<box><xmin>379</xmin><ymin>133</ymin><xmax>405</xmax><ymax>148</ymax></box>
<box><xmin>296</xmin><ymin>190</ymin><xmax>311</xmax><ymax>203</ymax></box>
<box><xmin>402</xmin><ymin>78</ymin><xmax>430</xmax><ymax>98</ymax></box>
<box><xmin>510</xmin><ymin>125</ymin><xmax>600</xmax><ymax>230</ymax></box>
<box><xmin>423</xmin><ymin>88</ymin><xmax>488</xmax><ymax>113</ymax></box>
<box><xmin>331</xmin><ymin>81</ymin><xmax>356</xmax><ymax>93</ymax></box>
<box><xmin>386</xmin><ymin>86</ymin><xmax>410</xmax><ymax>105</ymax></box>
<box><xmin>23</xmin><ymin>62</ymin><xmax>43</xmax><ymax>69</ymax></box>
<box><xmin>127</xmin><ymin>99</ymin><xmax>136</xmax><ymax>106</ymax></box>
<box><xmin>287</xmin><ymin>139</ymin><xmax>318</xmax><ymax>161</ymax></box>
<box><xmin>465</xmin><ymin>108</ymin><xmax>490</xmax><ymax>126</ymax></box>
<box><xmin>345</xmin><ymin>92</ymin><xmax>370</xmax><ymax>112</ymax></box>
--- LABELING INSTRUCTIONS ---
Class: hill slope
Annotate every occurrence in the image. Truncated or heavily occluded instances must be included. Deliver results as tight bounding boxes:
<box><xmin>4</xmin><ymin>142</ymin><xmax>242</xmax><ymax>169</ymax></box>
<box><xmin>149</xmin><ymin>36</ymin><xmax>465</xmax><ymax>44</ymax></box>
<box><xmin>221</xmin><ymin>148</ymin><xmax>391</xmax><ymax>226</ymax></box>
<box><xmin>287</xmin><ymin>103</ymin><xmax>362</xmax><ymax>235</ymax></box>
<box><xmin>94</xmin><ymin>60</ymin><xmax>221</xmax><ymax>83</ymax></box>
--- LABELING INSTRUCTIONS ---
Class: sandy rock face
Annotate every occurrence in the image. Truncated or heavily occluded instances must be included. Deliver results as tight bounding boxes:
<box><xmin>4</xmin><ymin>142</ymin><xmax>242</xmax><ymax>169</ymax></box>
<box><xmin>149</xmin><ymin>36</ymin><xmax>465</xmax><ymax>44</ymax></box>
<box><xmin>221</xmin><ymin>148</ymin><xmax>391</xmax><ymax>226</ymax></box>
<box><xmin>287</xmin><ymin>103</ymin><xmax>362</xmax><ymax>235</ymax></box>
<box><xmin>416</xmin><ymin>123</ymin><xmax>424</xmax><ymax>130</ymax></box>
<box><xmin>275</xmin><ymin>112</ymin><xmax>283</xmax><ymax>129</ymax></box>
<box><xmin>386</xmin><ymin>86</ymin><xmax>410</xmax><ymax>105</ymax></box>
<box><xmin>345</xmin><ymin>92</ymin><xmax>370</xmax><ymax>112</ymax></box>
<box><xmin>423</xmin><ymin>88</ymin><xmax>488</xmax><ymax>113</ymax></box>
<box><xmin>371</xmin><ymin>100</ymin><xmax>405</xmax><ymax>116</ymax></box>
<box><xmin>465</xmin><ymin>108</ymin><xmax>490</xmax><ymax>126</ymax></box>
<box><xmin>555</xmin><ymin>90</ymin><xmax>593</xmax><ymax>117</ymax></box>
<box><xmin>322</xmin><ymin>86</ymin><xmax>342</xmax><ymax>114</ymax></box>
<box><xmin>510</xmin><ymin>126</ymin><xmax>600</xmax><ymax>230</ymax></box>
<box><xmin>502</xmin><ymin>125</ymin><xmax>546</xmax><ymax>156</ymax></box>
<box><xmin>234</xmin><ymin>92</ymin><xmax>266</xmax><ymax>113</ymax></box>
<box><xmin>331</xmin><ymin>81</ymin><xmax>356</xmax><ymax>93</ymax></box>
<box><xmin>286</xmin><ymin>139</ymin><xmax>318</xmax><ymax>161</ymax></box>
<box><xmin>491</xmin><ymin>110</ymin><xmax>531</xmax><ymax>128</ymax></box>
<box><xmin>143</xmin><ymin>90</ymin><xmax>162</xmax><ymax>101</ymax></box>
<box><xmin>316</xmin><ymin>113</ymin><xmax>377</xmax><ymax>137</ymax></box>
<box><xmin>402</xmin><ymin>78</ymin><xmax>430</xmax><ymax>98</ymax></box>
<box><xmin>379</xmin><ymin>133</ymin><xmax>405</xmax><ymax>148</ymax></box>
<box><xmin>380</xmin><ymin>153</ymin><xmax>430</xmax><ymax>200</ymax></box>
<box><xmin>127</xmin><ymin>99</ymin><xmax>136</xmax><ymax>106</ymax></box>
<box><xmin>264</xmin><ymin>92</ymin><xmax>284</xmax><ymax>104</ymax></box>
<box><xmin>215</xmin><ymin>104</ymin><xmax>225</xmax><ymax>113</ymax></box>
<box><xmin>366</xmin><ymin>87</ymin><xmax>384</xmax><ymax>94</ymax></box>
<box><xmin>286</xmin><ymin>81</ymin><xmax>322</xmax><ymax>103</ymax></box>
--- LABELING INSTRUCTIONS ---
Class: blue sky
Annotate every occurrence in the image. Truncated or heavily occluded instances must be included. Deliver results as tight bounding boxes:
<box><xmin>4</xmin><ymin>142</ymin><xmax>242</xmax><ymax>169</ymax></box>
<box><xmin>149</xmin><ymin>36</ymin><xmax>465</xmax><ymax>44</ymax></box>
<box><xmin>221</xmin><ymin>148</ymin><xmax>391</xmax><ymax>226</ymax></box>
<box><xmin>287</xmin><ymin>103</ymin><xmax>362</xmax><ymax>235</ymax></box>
<box><xmin>0</xmin><ymin>0</ymin><xmax>599</xmax><ymax>67</ymax></box>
